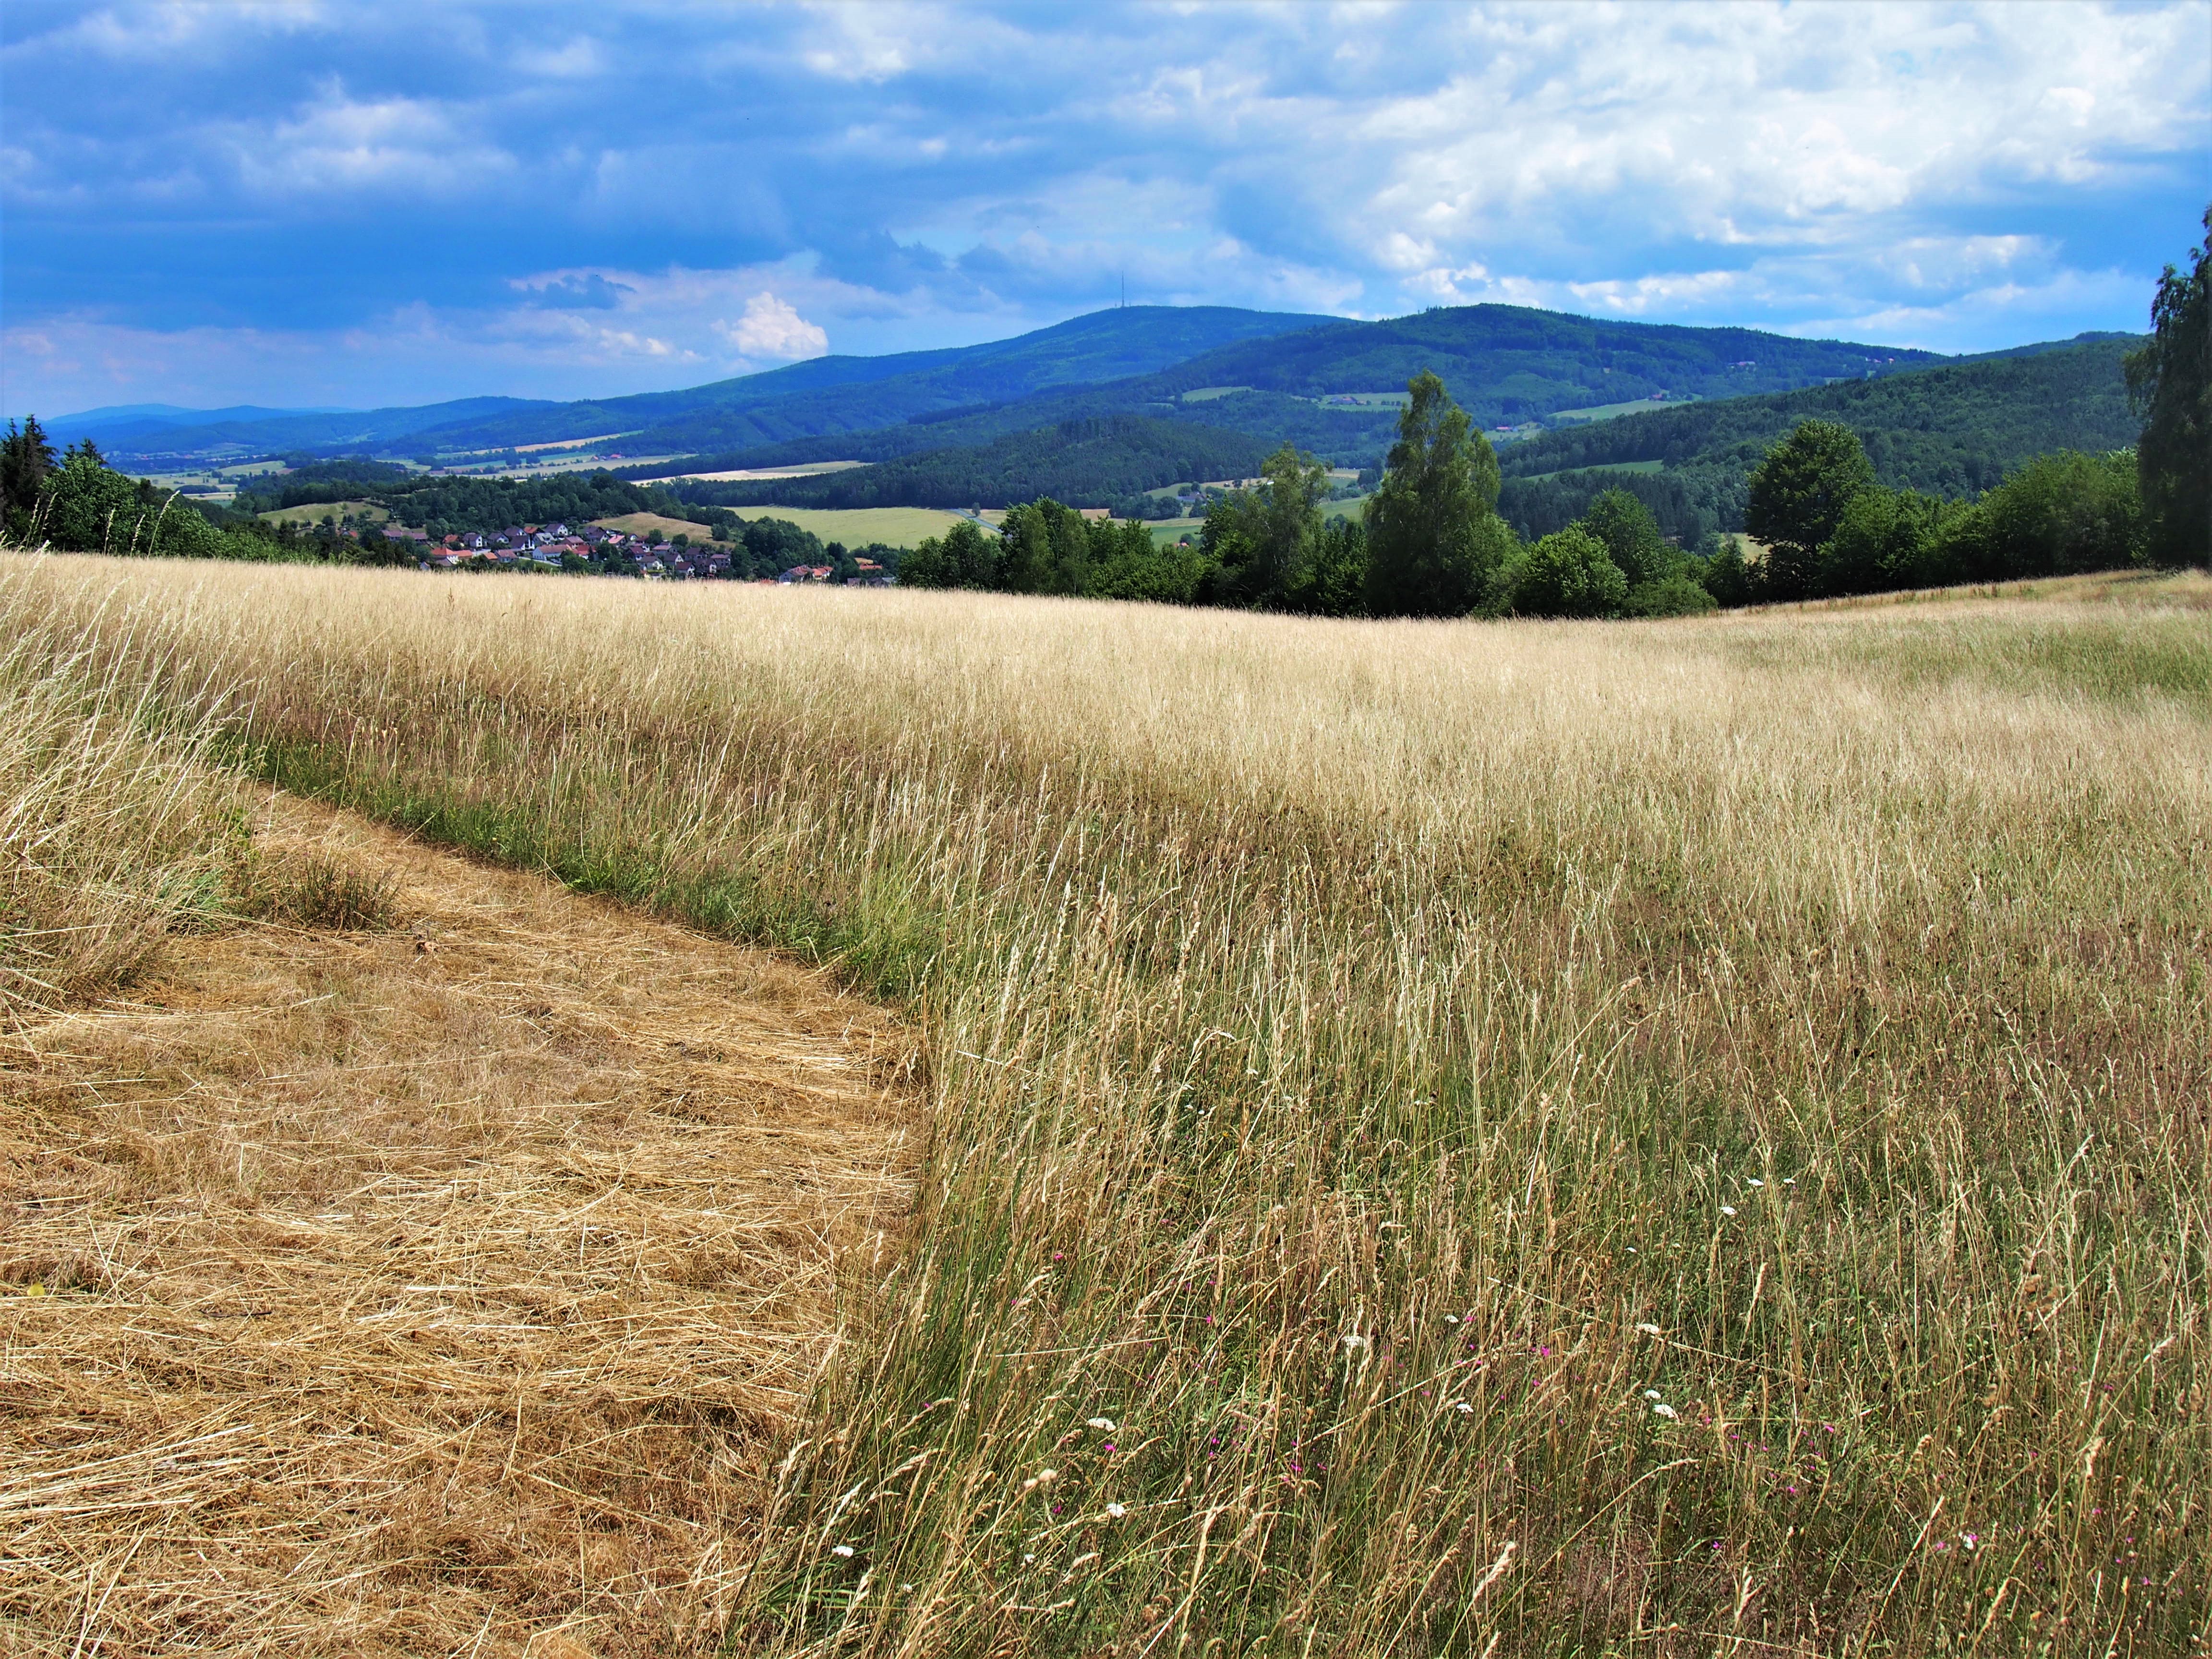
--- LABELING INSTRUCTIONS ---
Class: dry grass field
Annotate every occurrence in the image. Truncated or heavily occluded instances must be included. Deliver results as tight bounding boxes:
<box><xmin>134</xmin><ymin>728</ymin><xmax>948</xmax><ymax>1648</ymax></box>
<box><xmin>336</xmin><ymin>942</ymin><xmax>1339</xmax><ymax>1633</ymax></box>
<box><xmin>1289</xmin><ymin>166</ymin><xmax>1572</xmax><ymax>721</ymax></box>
<box><xmin>2</xmin><ymin>553</ymin><xmax>2207</xmax><ymax>1657</ymax></box>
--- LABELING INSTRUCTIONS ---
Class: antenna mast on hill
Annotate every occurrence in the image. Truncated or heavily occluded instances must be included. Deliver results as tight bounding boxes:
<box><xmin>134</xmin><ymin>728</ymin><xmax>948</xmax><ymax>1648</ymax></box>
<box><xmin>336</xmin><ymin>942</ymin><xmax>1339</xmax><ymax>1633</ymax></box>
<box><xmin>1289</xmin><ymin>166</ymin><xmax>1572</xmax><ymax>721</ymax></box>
<box><xmin>1120</xmin><ymin>271</ymin><xmax>1125</xmax><ymax>309</ymax></box>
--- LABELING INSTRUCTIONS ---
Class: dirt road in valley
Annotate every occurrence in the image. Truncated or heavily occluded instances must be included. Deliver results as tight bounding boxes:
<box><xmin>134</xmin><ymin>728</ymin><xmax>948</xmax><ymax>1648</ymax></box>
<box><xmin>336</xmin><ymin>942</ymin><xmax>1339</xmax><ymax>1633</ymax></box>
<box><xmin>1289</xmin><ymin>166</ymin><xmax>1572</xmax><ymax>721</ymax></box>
<box><xmin>0</xmin><ymin>793</ymin><xmax>922</xmax><ymax>1658</ymax></box>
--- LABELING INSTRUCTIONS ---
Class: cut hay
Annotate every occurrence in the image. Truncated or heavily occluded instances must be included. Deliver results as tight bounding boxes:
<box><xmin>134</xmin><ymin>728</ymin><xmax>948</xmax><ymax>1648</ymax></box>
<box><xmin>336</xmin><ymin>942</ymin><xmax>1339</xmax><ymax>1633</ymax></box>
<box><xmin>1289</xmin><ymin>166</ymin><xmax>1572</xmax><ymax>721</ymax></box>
<box><xmin>0</xmin><ymin>795</ymin><xmax>921</xmax><ymax>1656</ymax></box>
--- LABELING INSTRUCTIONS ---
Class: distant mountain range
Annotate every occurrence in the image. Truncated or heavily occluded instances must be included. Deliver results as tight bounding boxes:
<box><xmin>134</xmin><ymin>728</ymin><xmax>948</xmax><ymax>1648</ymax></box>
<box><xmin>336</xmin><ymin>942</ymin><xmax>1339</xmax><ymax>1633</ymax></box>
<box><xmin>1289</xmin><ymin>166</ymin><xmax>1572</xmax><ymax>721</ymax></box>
<box><xmin>41</xmin><ymin>305</ymin><xmax>2142</xmax><ymax>533</ymax></box>
<box><xmin>57</xmin><ymin>302</ymin><xmax>1960</xmax><ymax>469</ymax></box>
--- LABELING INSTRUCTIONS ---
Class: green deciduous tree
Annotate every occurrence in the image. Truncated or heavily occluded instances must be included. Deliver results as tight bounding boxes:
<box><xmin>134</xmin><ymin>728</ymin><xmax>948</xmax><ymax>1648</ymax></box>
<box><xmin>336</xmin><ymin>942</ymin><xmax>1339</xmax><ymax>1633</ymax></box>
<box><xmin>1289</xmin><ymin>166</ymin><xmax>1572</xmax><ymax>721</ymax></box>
<box><xmin>1282</xmin><ymin>518</ymin><xmax>1368</xmax><ymax>617</ymax></box>
<box><xmin>1931</xmin><ymin>450</ymin><xmax>2143</xmax><ymax>580</ymax></box>
<box><xmin>2125</xmin><ymin>205</ymin><xmax>2210</xmax><ymax>568</ymax></box>
<box><xmin>1198</xmin><ymin>442</ymin><xmax>1329</xmax><ymax>609</ymax></box>
<box><xmin>1364</xmin><ymin>371</ymin><xmax>1510</xmax><ymax>617</ymax></box>
<box><xmin>1744</xmin><ymin>419</ymin><xmax>1876</xmax><ymax>600</ymax></box>
<box><xmin>1498</xmin><ymin>526</ymin><xmax>1628</xmax><ymax>618</ymax></box>
<box><xmin>1579</xmin><ymin>487</ymin><xmax>1670</xmax><ymax>588</ymax></box>
<box><xmin>1818</xmin><ymin>485</ymin><xmax>1950</xmax><ymax>595</ymax></box>
<box><xmin>900</xmin><ymin>518</ymin><xmax>1000</xmax><ymax>589</ymax></box>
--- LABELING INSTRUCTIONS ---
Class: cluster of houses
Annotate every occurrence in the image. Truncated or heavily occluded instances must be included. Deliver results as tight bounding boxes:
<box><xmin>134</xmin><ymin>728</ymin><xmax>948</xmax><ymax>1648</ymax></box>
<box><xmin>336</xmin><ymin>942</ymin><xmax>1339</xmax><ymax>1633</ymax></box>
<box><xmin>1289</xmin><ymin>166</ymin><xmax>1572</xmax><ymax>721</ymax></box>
<box><xmin>411</xmin><ymin>520</ymin><xmax>893</xmax><ymax>585</ymax></box>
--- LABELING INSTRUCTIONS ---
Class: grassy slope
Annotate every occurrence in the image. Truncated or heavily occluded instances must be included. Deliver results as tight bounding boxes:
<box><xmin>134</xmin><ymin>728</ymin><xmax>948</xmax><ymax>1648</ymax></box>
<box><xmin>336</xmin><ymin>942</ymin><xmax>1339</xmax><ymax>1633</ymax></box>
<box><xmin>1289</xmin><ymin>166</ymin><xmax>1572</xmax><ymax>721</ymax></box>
<box><xmin>11</xmin><ymin>555</ymin><xmax>2208</xmax><ymax>1655</ymax></box>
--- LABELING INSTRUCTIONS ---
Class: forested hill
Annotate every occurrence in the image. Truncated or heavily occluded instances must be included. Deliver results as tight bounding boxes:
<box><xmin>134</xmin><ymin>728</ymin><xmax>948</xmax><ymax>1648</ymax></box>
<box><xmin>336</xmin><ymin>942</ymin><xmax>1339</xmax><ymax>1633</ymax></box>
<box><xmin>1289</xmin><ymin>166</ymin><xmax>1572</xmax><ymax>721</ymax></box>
<box><xmin>1498</xmin><ymin>336</ymin><xmax>2140</xmax><ymax>494</ymax></box>
<box><xmin>77</xmin><ymin>307</ymin><xmax>1333</xmax><ymax>464</ymax></box>
<box><xmin>1490</xmin><ymin>337</ymin><xmax>2143</xmax><ymax>547</ymax></box>
<box><xmin>673</xmin><ymin>417</ymin><xmax>1274</xmax><ymax>513</ymax></box>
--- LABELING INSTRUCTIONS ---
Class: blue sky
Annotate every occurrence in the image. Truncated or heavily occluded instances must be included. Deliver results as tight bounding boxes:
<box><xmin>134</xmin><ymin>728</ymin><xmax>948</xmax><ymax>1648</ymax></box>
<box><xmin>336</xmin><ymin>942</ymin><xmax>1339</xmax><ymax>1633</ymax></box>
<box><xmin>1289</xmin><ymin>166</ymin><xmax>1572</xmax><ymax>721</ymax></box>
<box><xmin>4</xmin><ymin>1</ymin><xmax>2207</xmax><ymax>417</ymax></box>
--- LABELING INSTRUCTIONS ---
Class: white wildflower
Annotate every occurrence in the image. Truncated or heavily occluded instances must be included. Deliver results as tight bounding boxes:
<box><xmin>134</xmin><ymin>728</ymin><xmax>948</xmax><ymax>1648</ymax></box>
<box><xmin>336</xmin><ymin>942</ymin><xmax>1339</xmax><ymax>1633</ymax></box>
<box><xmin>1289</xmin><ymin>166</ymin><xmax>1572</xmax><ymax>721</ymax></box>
<box><xmin>1023</xmin><ymin>1552</ymin><xmax>1035</xmax><ymax>1564</ymax></box>
<box><xmin>1035</xmin><ymin>1467</ymin><xmax>1058</xmax><ymax>1485</ymax></box>
<box><xmin>1643</xmin><ymin>1389</ymin><xmax>1662</xmax><ymax>1400</ymax></box>
<box><xmin>830</xmin><ymin>1544</ymin><xmax>855</xmax><ymax>1558</ymax></box>
<box><xmin>1636</xmin><ymin>1322</ymin><xmax>1661</xmax><ymax>1335</ymax></box>
<box><xmin>1446</xmin><ymin>1314</ymin><xmax>1460</xmax><ymax>1324</ymax></box>
<box><xmin>1650</xmin><ymin>1402</ymin><xmax>1678</xmax><ymax>1419</ymax></box>
<box><xmin>1746</xmin><ymin>1178</ymin><xmax>1765</xmax><ymax>1188</ymax></box>
<box><xmin>1105</xmin><ymin>1503</ymin><xmax>1127</xmax><ymax>1518</ymax></box>
<box><xmin>1454</xmin><ymin>1400</ymin><xmax>1473</xmax><ymax>1414</ymax></box>
<box><xmin>1086</xmin><ymin>1418</ymin><xmax>1116</xmax><ymax>1432</ymax></box>
<box><xmin>1343</xmin><ymin>1334</ymin><xmax>1366</xmax><ymax>1349</ymax></box>
<box><xmin>1720</xmin><ymin>1205</ymin><xmax>1738</xmax><ymax>1217</ymax></box>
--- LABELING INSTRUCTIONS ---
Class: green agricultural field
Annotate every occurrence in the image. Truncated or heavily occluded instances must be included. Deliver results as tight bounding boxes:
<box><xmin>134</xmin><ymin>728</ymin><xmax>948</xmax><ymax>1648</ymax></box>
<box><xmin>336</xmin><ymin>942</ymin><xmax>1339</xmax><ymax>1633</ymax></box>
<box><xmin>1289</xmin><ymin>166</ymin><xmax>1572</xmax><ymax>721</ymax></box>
<box><xmin>1515</xmin><ymin>458</ymin><xmax>1668</xmax><ymax>482</ymax></box>
<box><xmin>258</xmin><ymin>498</ymin><xmax>389</xmax><ymax>528</ymax></box>
<box><xmin>1178</xmin><ymin>385</ymin><xmax>1254</xmax><ymax>402</ymax></box>
<box><xmin>1550</xmin><ymin>395</ymin><xmax>1700</xmax><ymax>423</ymax></box>
<box><xmin>717</xmin><ymin>504</ymin><xmax>981</xmax><ymax>549</ymax></box>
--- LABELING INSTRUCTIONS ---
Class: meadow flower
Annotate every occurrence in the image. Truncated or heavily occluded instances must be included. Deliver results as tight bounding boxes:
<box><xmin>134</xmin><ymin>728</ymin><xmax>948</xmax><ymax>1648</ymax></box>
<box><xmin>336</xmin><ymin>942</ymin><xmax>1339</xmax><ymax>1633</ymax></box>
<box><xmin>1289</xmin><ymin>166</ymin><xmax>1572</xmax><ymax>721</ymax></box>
<box><xmin>1105</xmin><ymin>1503</ymin><xmax>1126</xmax><ymax>1518</ymax></box>
<box><xmin>1643</xmin><ymin>1389</ymin><xmax>1662</xmax><ymax>1400</ymax></box>
<box><xmin>1454</xmin><ymin>1400</ymin><xmax>1473</xmax><ymax>1413</ymax></box>
<box><xmin>831</xmin><ymin>1544</ymin><xmax>855</xmax><ymax>1558</ymax></box>
<box><xmin>1087</xmin><ymin>1417</ymin><xmax>1116</xmax><ymax>1431</ymax></box>
<box><xmin>1636</xmin><ymin>1322</ymin><xmax>1661</xmax><ymax>1335</ymax></box>
<box><xmin>1651</xmin><ymin>1402</ymin><xmax>1678</xmax><ymax>1419</ymax></box>
<box><xmin>1343</xmin><ymin>1334</ymin><xmax>1366</xmax><ymax>1349</ymax></box>
<box><xmin>1720</xmin><ymin>1205</ymin><xmax>1738</xmax><ymax>1217</ymax></box>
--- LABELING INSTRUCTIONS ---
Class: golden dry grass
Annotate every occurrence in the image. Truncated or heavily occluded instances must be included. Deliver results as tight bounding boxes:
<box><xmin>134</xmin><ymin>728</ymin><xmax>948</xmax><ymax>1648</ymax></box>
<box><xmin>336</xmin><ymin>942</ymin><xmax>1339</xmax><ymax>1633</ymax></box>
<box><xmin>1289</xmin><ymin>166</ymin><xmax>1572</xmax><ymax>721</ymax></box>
<box><xmin>3</xmin><ymin>552</ymin><xmax>2208</xmax><ymax>1656</ymax></box>
<box><xmin>1</xmin><ymin>791</ymin><xmax>920</xmax><ymax>1656</ymax></box>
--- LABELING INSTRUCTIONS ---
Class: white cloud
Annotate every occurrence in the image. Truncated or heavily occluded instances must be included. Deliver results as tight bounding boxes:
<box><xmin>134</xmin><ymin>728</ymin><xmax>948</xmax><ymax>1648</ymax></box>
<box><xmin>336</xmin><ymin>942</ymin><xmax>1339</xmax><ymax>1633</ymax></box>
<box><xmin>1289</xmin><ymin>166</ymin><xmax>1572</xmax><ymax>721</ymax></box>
<box><xmin>717</xmin><ymin>292</ymin><xmax>830</xmax><ymax>362</ymax></box>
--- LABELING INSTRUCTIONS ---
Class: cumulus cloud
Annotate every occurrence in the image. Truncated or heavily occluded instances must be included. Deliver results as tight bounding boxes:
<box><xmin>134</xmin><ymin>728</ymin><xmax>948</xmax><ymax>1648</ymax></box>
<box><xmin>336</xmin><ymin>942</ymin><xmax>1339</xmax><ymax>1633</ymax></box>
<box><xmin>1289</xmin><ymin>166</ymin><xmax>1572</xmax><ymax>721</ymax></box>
<box><xmin>716</xmin><ymin>293</ymin><xmax>830</xmax><ymax>362</ymax></box>
<box><xmin>1</xmin><ymin>0</ymin><xmax>2204</xmax><ymax>410</ymax></box>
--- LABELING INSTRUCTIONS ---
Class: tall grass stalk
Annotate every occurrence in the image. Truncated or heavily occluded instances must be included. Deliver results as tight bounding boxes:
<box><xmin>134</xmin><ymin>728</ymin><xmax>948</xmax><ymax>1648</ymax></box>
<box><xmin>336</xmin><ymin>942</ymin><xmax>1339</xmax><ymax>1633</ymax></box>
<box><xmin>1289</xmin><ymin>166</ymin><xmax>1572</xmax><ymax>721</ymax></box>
<box><xmin>7</xmin><ymin>553</ymin><xmax>2208</xmax><ymax>1654</ymax></box>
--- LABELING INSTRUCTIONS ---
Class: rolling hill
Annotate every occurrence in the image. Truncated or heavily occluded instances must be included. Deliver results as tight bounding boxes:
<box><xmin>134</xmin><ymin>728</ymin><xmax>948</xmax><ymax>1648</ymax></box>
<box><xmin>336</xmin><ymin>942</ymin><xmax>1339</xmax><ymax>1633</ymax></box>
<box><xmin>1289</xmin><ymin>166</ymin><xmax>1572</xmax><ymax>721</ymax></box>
<box><xmin>619</xmin><ymin>305</ymin><xmax>1954</xmax><ymax>480</ymax></box>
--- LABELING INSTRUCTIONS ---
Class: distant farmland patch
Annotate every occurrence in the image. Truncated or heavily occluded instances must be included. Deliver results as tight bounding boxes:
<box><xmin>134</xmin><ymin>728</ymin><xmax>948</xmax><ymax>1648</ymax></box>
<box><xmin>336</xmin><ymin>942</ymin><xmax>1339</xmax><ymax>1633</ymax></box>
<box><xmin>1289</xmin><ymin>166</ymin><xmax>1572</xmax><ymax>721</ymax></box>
<box><xmin>259</xmin><ymin>499</ymin><xmax>388</xmax><ymax>528</ymax></box>
<box><xmin>717</xmin><ymin>505</ymin><xmax>980</xmax><ymax>549</ymax></box>
<box><xmin>1517</xmin><ymin>458</ymin><xmax>1668</xmax><ymax>482</ymax></box>
<box><xmin>1178</xmin><ymin>385</ymin><xmax>1254</xmax><ymax>402</ymax></box>
<box><xmin>1551</xmin><ymin>395</ymin><xmax>1698</xmax><ymax>423</ymax></box>
<box><xmin>673</xmin><ymin>462</ymin><xmax>870</xmax><ymax>483</ymax></box>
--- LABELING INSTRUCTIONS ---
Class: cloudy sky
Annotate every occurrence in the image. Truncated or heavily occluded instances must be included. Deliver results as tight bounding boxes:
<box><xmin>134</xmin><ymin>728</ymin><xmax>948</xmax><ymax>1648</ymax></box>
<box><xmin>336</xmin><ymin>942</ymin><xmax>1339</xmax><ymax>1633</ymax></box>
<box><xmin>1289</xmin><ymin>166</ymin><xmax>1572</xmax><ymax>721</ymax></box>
<box><xmin>3</xmin><ymin>0</ymin><xmax>2207</xmax><ymax>417</ymax></box>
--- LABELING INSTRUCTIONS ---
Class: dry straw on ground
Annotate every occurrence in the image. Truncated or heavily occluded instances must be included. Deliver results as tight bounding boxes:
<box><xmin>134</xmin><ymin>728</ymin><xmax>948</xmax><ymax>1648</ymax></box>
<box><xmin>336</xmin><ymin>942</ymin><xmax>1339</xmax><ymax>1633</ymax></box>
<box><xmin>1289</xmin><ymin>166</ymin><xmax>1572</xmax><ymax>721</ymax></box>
<box><xmin>1</xmin><ymin>789</ymin><xmax>919</xmax><ymax>1656</ymax></box>
<box><xmin>4</xmin><ymin>554</ymin><xmax>2209</xmax><ymax>1656</ymax></box>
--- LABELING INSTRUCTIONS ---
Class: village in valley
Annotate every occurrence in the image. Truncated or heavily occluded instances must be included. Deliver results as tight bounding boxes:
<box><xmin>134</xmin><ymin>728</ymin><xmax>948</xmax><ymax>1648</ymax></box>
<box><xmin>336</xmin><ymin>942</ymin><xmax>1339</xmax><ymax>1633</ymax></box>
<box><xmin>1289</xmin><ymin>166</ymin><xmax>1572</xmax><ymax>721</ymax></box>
<box><xmin>403</xmin><ymin>518</ymin><xmax>893</xmax><ymax>583</ymax></box>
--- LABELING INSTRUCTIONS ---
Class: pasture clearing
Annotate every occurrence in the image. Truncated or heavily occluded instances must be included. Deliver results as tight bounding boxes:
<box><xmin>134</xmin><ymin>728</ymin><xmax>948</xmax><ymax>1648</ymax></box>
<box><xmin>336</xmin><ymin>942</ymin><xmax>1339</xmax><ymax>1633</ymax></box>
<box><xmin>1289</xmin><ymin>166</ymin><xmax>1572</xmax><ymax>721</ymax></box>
<box><xmin>259</xmin><ymin>498</ymin><xmax>388</xmax><ymax>528</ymax></box>
<box><xmin>711</xmin><ymin>505</ymin><xmax>976</xmax><ymax>549</ymax></box>
<box><xmin>3</xmin><ymin>553</ymin><xmax>2207</xmax><ymax>1656</ymax></box>
<box><xmin>1549</xmin><ymin>397</ymin><xmax>1697</xmax><ymax>423</ymax></box>
<box><xmin>1512</xmin><ymin>458</ymin><xmax>1669</xmax><ymax>482</ymax></box>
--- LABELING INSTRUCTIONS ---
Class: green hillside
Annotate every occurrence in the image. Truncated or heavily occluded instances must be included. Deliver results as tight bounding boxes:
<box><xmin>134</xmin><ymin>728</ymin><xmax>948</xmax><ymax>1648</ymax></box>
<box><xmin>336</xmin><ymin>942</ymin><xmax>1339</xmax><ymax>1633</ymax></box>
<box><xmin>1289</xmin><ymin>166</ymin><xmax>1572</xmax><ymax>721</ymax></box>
<box><xmin>1490</xmin><ymin>337</ymin><xmax>2142</xmax><ymax>540</ymax></box>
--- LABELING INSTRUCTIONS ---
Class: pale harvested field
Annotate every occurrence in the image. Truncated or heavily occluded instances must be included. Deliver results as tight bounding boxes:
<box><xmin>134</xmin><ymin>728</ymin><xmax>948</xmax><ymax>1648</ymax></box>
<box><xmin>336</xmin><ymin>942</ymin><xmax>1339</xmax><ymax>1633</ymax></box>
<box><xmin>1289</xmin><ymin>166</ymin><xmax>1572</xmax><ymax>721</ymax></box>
<box><xmin>0</xmin><ymin>792</ymin><xmax>920</xmax><ymax>1657</ymax></box>
<box><xmin>670</xmin><ymin>464</ymin><xmax>868</xmax><ymax>483</ymax></box>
